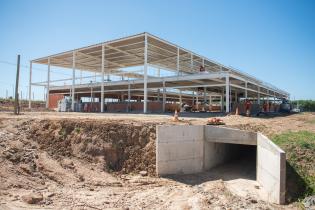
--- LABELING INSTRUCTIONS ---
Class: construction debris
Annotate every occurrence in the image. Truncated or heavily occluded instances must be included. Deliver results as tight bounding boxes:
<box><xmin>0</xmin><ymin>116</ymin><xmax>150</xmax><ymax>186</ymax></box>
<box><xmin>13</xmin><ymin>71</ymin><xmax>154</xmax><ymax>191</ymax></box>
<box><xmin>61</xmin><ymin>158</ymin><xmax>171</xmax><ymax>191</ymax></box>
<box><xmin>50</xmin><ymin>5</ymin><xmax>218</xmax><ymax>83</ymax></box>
<box><xmin>21</xmin><ymin>193</ymin><xmax>43</xmax><ymax>204</ymax></box>
<box><xmin>172</xmin><ymin>110</ymin><xmax>179</xmax><ymax>122</ymax></box>
<box><xmin>207</xmin><ymin>117</ymin><xmax>225</xmax><ymax>125</ymax></box>
<box><xmin>139</xmin><ymin>171</ymin><xmax>148</xmax><ymax>176</ymax></box>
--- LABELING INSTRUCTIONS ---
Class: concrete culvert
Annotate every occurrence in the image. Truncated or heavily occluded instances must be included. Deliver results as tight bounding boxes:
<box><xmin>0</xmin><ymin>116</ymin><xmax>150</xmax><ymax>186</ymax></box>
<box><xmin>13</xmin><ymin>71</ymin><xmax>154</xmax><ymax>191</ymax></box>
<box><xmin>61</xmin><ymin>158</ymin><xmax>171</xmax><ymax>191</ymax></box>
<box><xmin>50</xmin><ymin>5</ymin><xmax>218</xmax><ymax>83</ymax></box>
<box><xmin>205</xmin><ymin>143</ymin><xmax>257</xmax><ymax>181</ymax></box>
<box><xmin>156</xmin><ymin>125</ymin><xmax>286</xmax><ymax>204</ymax></box>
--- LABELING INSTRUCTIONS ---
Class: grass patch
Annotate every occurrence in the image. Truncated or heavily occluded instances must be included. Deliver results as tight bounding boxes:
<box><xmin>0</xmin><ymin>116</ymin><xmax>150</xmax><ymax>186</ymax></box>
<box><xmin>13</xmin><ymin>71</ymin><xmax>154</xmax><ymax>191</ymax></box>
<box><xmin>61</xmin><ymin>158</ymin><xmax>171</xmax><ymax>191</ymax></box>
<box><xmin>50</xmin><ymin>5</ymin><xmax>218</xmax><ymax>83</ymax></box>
<box><xmin>307</xmin><ymin>119</ymin><xmax>315</xmax><ymax>124</ymax></box>
<box><xmin>75</xmin><ymin>127</ymin><xmax>81</xmax><ymax>133</ymax></box>
<box><xmin>272</xmin><ymin>131</ymin><xmax>315</xmax><ymax>201</ymax></box>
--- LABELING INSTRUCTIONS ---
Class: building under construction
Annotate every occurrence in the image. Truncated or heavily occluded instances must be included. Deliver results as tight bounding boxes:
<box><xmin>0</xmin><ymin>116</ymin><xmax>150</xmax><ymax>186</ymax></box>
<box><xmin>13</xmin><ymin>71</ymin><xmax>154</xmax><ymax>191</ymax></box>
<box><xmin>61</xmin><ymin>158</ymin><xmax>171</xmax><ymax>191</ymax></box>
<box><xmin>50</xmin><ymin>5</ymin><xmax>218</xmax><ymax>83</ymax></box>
<box><xmin>28</xmin><ymin>32</ymin><xmax>289</xmax><ymax>113</ymax></box>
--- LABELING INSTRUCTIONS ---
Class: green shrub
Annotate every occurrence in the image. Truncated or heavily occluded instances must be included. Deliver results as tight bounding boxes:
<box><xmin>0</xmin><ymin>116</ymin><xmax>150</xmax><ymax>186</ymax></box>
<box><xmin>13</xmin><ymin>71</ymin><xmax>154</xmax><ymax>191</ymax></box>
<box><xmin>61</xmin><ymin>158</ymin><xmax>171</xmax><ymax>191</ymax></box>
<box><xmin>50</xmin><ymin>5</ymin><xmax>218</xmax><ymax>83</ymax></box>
<box><xmin>292</xmin><ymin>100</ymin><xmax>315</xmax><ymax>112</ymax></box>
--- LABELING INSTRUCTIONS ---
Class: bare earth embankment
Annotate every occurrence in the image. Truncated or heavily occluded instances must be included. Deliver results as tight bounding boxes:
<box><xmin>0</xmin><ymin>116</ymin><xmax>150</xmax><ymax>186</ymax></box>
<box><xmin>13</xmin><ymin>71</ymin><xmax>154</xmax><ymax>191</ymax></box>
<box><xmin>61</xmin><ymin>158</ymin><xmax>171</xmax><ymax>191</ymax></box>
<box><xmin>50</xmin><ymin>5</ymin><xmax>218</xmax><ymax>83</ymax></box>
<box><xmin>0</xmin><ymin>111</ymin><xmax>314</xmax><ymax>209</ymax></box>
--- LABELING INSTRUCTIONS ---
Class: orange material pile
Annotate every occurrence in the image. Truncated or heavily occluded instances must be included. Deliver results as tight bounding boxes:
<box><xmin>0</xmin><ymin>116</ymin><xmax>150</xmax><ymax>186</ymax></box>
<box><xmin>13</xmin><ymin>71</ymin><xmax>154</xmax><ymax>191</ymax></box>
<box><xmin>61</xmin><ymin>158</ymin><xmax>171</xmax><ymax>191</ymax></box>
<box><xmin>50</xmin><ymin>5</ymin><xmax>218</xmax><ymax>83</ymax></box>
<box><xmin>207</xmin><ymin>117</ymin><xmax>225</xmax><ymax>125</ymax></box>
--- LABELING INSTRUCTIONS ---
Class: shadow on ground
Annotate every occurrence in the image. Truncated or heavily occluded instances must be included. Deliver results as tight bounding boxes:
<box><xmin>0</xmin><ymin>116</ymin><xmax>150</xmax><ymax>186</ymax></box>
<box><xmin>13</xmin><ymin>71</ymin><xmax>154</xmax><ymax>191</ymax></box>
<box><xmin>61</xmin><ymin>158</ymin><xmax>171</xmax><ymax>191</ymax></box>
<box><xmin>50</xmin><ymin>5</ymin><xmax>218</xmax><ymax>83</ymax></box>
<box><xmin>165</xmin><ymin>156</ymin><xmax>256</xmax><ymax>186</ymax></box>
<box><xmin>285</xmin><ymin>161</ymin><xmax>309</xmax><ymax>203</ymax></box>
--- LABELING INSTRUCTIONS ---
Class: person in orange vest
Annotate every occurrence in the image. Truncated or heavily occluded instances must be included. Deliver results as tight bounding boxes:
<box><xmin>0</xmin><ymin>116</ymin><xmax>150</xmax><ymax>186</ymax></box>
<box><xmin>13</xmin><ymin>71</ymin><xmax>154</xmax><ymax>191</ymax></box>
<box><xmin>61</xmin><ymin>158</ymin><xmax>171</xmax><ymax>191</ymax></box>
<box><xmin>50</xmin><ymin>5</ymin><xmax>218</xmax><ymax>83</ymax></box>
<box><xmin>263</xmin><ymin>102</ymin><xmax>267</xmax><ymax>112</ymax></box>
<box><xmin>245</xmin><ymin>99</ymin><xmax>252</xmax><ymax>117</ymax></box>
<box><xmin>199</xmin><ymin>65</ymin><xmax>205</xmax><ymax>72</ymax></box>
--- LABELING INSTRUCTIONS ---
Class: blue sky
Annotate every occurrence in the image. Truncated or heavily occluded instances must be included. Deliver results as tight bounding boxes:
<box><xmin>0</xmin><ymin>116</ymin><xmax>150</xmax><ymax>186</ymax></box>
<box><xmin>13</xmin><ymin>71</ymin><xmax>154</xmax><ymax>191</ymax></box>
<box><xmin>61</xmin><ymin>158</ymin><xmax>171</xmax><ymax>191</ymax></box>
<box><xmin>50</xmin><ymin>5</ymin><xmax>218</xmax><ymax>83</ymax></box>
<box><xmin>0</xmin><ymin>0</ymin><xmax>314</xmax><ymax>100</ymax></box>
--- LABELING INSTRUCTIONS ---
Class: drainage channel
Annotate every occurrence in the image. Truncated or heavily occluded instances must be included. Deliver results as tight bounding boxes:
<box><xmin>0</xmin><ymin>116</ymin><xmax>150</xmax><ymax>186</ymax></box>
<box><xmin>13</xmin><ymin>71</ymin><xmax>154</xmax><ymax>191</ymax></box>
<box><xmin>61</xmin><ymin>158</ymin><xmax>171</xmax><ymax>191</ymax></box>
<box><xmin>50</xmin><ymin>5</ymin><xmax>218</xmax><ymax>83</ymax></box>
<box><xmin>156</xmin><ymin>125</ymin><xmax>285</xmax><ymax>204</ymax></box>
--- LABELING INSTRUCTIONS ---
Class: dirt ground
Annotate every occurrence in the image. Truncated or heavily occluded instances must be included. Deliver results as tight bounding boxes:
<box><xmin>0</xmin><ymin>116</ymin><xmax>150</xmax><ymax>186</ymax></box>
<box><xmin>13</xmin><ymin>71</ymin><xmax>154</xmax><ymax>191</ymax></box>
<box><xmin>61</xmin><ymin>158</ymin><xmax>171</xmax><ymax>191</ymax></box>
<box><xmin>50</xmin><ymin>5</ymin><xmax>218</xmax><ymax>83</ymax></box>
<box><xmin>0</xmin><ymin>111</ymin><xmax>314</xmax><ymax>209</ymax></box>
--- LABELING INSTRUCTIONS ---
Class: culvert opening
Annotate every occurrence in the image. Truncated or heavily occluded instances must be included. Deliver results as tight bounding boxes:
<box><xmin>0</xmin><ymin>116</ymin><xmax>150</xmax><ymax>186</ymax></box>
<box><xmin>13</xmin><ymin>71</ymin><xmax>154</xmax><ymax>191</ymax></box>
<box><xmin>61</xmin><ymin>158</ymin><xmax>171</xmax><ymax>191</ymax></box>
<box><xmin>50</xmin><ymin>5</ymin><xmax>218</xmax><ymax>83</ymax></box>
<box><xmin>205</xmin><ymin>143</ymin><xmax>257</xmax><ymax>181</ymax></box>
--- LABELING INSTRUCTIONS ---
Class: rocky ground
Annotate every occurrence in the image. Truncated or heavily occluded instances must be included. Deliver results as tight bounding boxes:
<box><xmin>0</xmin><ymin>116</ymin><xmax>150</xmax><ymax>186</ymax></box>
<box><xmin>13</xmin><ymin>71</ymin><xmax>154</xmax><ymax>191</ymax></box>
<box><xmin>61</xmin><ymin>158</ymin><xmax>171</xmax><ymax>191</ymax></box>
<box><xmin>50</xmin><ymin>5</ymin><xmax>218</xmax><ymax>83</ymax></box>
<box><xmin>1</xmin><ymin>111</ymin><xmax>314</xmax><ymax>209</ymax></box>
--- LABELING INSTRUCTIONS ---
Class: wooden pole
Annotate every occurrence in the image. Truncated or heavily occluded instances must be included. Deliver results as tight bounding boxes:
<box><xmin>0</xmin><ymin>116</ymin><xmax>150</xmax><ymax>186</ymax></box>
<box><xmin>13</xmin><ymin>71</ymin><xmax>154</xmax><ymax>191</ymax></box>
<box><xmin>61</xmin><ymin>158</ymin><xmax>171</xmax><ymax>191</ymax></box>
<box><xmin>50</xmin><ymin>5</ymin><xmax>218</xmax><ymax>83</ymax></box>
<box><xmin>14</xmin><ymin>55</ymin><xmax>20</xmax><ymax>115</ymax></box>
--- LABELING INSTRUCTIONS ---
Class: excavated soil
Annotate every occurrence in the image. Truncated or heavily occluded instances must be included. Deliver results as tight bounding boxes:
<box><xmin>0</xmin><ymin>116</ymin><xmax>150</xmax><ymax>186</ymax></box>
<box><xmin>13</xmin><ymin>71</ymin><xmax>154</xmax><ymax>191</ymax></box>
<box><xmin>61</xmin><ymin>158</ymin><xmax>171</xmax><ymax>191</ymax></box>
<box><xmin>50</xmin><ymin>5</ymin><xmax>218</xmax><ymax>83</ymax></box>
<box><xmin>1</xmin><ymin>112</ymin><xmax>311</xmax><ymax>209</ymax></box>
<box><xmin>22</xmin><ymin>119</ymin><xmax>157</xmax><ymax>176</ymax></box>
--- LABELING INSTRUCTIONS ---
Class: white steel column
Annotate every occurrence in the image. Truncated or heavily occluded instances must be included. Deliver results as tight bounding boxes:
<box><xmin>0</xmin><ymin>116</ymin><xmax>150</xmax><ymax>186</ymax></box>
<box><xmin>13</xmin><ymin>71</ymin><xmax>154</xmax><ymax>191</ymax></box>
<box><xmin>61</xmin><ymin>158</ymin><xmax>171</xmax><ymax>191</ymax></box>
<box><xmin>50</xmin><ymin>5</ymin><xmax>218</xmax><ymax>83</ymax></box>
<box><xmin>101</xmin><ymin>44</ymin><xmax>105</xmax><ymax>112</ymax></box>
<box><xmin>177</xmin><ymin>47</ymin><xmax>180</xmax><ymax>76</ymax></box>
<box><xmin>225</xmin><ymin>75</ymin><xmax>230</xmax><ymax>113</ymax></box>
<box><xmin>162</xmin><ymin>81</ymin><xmax>166</xmax><ymax>112</ymax></box>
<box><xmin>190</xmin><ymin>53</ymin><xmax>193</xmax><ymax>72</ymax></box>
<box><xmin>46</xmin><ymin>58</ymin><xmax>50</xmax><ymax>109</ymax></box>
<box><xmin>273</xmin><ymin>92</ymin><xmax>276</xmax><ymax>112</ymax></box>
<box><xmin>245</xmin><ymin>81</ymin><xmax>248</xmax><ymax>98</ymax></box>
<box><xmin>179</xmin><ymin>90</ymin><xmax>182</xmax><ymax>104</ymax></box>
<box><xmin>128</xmin><ymin>83</ymin><xmax>131</xmax><ymax>112</ymax></box>
<box><xmin>28</xmin><ymin>61</ymin><xmax>32</xmax><ymax>109</ymax></box>
<box><xmin>143</xmin><ymin>33</ymin><xmax>148</xmax><ymax>113</ymax></box>
<box><xmin>221</xmin><ymin>88</ymin><xmax>224</xmax><ymax>112</ymax></box>
<box><xmin>157</xmin><ymin>68</ymin><xmax>161</xmax><ymax>101</ymax></box>
<box><xmin>71</xmin><ymin>52</ymin><xmax>76</xmax><ymax>111</ymax></box>
<box><xmin>257</xmin><ymin>86</ymin><xmax>261</xmax><ymax>104</ymax></box>
<box><xmin>267</xmin><ymin>90</ymin><xmax>270</xmax><ymax>111</ymax></box>
<box><xmin>196</xmin><ymin>89</ymin><xmax>199</xmax><ymax>110</ymax></box>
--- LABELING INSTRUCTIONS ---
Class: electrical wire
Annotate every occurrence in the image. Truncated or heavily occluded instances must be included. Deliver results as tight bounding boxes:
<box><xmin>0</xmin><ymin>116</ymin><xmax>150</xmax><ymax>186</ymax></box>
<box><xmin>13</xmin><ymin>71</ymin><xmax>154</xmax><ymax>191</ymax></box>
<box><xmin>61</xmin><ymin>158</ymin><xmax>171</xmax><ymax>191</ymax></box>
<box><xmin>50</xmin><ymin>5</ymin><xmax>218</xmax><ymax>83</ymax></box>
<box><xmin>0</xmin><ymin>60</ymin><xmax>72</xmax><ymax>77</ymax></box>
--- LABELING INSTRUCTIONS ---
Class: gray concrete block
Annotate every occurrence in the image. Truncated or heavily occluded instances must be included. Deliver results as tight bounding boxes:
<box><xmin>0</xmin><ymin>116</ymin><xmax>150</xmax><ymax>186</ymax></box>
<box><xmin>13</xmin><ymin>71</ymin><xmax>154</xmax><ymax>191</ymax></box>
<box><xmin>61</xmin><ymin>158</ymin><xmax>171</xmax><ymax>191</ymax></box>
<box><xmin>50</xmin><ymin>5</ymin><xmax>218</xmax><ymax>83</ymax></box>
<box><xmin>157</xmin><ymin>157</ymin><xmax>204</xmax><ymax>175</ymax></box>
<box><xmin>157</xmin><ymin>125</ymin><xmax>204</xmax><ymax>143</ymax></box>
<box><xmin>156</xmin><ymin>125</ymin><xmax>204</xmax><ymax>175</ymax></box>
<box><xmin>157</xmin><ymin>141</ymin><xmax>203</xmax><ymax>162</ymax></box>
<box><xmin>257</xmin><ymin>133</ymin><xmax>286</xmax><ymax>204</ymax></box>
<box><xmin>205</xmin><ymin>125</ymin><xmax>257</xmax><ymax>145</ymax></box>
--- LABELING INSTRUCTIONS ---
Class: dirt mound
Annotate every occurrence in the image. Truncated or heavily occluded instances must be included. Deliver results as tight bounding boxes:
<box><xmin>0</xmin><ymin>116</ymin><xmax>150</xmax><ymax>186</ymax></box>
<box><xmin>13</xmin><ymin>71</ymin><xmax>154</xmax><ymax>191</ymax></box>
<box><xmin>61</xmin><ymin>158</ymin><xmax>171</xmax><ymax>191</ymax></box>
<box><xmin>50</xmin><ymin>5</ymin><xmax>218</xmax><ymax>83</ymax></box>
<box><xmin>229</xmin><ymin>123</ymin><xmax>268</xmax><ymax>134</ymax></box>
<box><xmin>26</xmin><ymin>119</ymin><xmax>157</xmax><ymax>175</ymax></box>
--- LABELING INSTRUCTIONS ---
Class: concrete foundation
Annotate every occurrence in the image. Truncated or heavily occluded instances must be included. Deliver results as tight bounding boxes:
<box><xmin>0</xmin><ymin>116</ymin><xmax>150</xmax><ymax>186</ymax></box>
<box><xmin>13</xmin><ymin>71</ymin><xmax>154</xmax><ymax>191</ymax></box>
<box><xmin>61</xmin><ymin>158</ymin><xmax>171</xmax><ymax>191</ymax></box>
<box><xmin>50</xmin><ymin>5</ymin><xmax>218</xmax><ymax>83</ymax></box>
<box><xmin>156</xmin><ymin>125</ymin><xmax>286</xmax><ymax>204</ymax></box>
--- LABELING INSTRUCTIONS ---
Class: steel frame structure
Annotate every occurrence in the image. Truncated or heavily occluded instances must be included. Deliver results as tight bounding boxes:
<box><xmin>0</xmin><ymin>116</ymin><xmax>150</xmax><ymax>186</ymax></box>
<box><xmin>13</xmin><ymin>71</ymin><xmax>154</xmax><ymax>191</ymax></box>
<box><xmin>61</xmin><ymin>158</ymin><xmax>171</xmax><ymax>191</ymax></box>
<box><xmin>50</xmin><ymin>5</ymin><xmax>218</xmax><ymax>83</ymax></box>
<box><xmin>29</xmin><ymin>32</ymin><xmax>289</xmax><ymax>113</ymax></box>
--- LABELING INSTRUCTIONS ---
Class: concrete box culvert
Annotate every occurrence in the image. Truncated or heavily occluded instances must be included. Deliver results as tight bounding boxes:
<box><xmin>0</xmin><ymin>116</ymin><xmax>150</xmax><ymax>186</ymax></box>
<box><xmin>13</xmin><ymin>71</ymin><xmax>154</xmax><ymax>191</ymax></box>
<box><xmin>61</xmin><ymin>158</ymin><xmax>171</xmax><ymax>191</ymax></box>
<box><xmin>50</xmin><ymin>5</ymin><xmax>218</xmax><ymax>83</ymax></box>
<box><xmin>156</xmin><ymin>125</ymin><xmax>286</xmax><ymax>205</ymax></box>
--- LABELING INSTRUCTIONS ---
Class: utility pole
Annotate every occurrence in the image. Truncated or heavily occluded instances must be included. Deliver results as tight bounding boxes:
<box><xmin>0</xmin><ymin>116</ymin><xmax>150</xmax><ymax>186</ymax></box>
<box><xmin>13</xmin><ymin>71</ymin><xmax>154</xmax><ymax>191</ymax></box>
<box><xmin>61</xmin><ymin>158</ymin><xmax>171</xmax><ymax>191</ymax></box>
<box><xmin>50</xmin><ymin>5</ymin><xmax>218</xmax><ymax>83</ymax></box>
<box><xmin>6</xmin><ymin>89</ymin><xmax>8</xmax><ymax>99</ymax></box>
<box><xmin>14</xmin><ymin>55</ymin><xmax>20</xmax><ymax>115</ymax></box>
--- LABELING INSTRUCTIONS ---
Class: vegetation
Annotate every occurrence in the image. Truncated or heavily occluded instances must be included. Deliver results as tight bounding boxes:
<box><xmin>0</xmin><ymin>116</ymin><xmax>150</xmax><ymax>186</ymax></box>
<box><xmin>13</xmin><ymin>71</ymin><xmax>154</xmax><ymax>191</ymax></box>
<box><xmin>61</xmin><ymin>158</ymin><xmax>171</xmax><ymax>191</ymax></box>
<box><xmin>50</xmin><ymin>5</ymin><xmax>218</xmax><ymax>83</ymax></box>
<box><xmin>272</xmin><ymin>131</ymin><xmax>315</xmax><ymax>202</ymax></box>
<box><xmin>0</xmin><ymin>97</ymin><xmax>45</xmax><ymax>103</ymax></box>
<box><xmin>292</xmin><ymin>100</ymin><xmax>315</xmax><ymax>112</ymax></box>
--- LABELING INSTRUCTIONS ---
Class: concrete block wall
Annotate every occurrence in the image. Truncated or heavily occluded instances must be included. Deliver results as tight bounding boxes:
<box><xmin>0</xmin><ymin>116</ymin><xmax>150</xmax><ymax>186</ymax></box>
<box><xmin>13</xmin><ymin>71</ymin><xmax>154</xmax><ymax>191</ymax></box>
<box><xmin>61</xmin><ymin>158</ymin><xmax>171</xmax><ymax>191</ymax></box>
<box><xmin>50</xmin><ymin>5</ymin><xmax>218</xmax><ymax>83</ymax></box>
<box><xmin>156</xmin><ymin>125</ymin><xmax>286</xmax><ymax>204</ymax></box>
<box><xmin>257</xmin><ymin>133</ymin><xmax>286</xmax><ymax>204</ymax></box>
<box><xmin>48</xmin><ymin>94</ymin><xmax>64</xmax><ymax>109</ymax></box>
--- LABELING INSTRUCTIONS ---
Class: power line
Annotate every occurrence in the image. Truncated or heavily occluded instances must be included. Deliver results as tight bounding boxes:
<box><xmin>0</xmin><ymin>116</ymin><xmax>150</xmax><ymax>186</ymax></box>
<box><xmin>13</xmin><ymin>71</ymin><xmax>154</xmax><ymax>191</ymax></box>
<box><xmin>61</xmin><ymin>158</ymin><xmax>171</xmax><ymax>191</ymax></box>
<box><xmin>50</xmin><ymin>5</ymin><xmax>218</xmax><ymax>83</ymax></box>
<box><xmin>0</xmin><ymin>60</ymin><xmax>72</xmax><ymax>77</ymax></box>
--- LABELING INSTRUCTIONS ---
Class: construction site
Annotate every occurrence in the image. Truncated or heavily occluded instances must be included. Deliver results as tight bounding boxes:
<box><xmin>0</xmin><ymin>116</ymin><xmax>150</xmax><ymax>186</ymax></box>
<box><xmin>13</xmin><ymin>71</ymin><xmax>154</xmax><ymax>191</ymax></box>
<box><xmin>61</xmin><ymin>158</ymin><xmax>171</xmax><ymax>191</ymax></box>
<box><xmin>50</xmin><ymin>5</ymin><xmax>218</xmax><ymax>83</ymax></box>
<box><xmin>28</xmin><ymin>32</ymin><xmax>289</xmax><ymax>114</ymax></box>
<box><xmin>1</xmin><ymin>33</ymin><xmax>314</xmax><ymax>210</ymax></box>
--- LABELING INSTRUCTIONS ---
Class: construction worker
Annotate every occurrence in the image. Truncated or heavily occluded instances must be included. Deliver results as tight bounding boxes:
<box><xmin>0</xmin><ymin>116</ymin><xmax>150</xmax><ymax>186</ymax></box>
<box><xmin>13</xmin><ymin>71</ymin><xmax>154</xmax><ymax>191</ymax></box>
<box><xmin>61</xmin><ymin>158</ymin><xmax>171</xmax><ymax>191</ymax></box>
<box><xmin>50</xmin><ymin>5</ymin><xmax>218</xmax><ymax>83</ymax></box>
<box><xmin>199</xmin><ymin>65</ymin><xmax>205</xmax><ymax>72</ymax></box>
<box><xmin>263</xmin><ymin>102</ymin><xmax>267</xmax><ymax>112</ymax></box>
<box><xmin>245</xmin><ymin>99</ymin><xmax>251</xmax><ymax>117</ymax></box>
